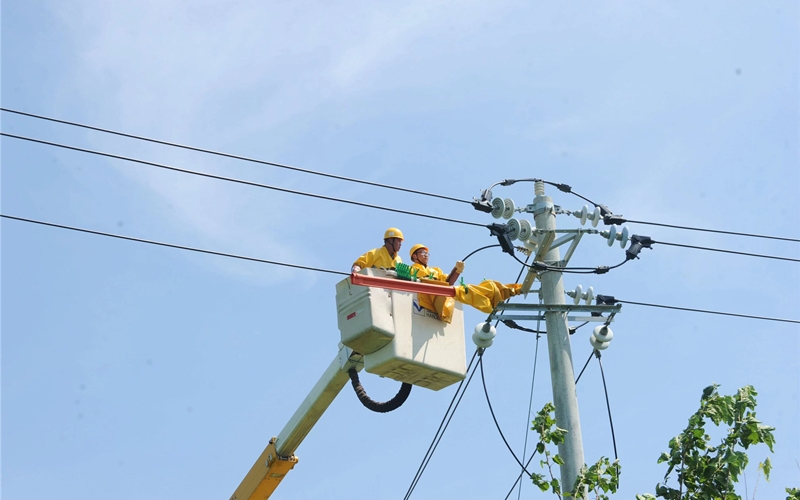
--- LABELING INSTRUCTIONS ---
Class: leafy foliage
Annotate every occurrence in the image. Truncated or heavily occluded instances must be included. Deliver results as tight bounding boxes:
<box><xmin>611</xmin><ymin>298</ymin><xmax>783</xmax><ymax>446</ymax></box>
<box><xmin>530</xmin><ymin>403</ymin><xmax>620</xmax><ymax>499</ymax></box>
<box><xmin>529</xmin><ymin>386</ymin><xmax>795</xmax><ymax>500</ymax></box>
<box><xmin>642</xmin><ymin>384</ymin><xmax>776</xmax><ymax>500</ymax></box>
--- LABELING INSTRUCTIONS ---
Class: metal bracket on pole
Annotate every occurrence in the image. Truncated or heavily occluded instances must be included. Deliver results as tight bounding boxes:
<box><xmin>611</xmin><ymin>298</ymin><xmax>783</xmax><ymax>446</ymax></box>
<box><xmin>489</xmin><ymin>302</ymin><xmax>621</xmax><ymax>323</ymax></box>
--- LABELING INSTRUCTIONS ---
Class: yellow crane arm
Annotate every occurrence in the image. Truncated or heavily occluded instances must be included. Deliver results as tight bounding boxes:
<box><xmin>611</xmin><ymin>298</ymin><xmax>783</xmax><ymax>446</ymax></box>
<box><xmin>230</xmin><ymin>344</ymin><xmax>363</xmax><ymax>500</ymax></box>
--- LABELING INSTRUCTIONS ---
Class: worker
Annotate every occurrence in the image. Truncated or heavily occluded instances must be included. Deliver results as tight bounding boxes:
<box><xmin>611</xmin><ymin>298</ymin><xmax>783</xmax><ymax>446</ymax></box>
<box><xmin>408</xmin><ymin>243</ymin><xmax>521</xmax><ymax>323</ymax></box>
<box><xmin>351</xmin><ymin>228</ymin><xmax>404</xmax><ymax>273</ymax></box>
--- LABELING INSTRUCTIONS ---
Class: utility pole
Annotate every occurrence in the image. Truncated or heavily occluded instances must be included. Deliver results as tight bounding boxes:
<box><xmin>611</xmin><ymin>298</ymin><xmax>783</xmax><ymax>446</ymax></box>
<box><xmin>532</xmin><ymin>180</ymin><xmax>585</xmax><ymax>492</ymax></box>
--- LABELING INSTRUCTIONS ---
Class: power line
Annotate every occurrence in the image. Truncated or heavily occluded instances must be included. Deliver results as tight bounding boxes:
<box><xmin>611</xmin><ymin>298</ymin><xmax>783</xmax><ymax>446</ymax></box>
<box><xmin>514</xmin><ymin>301</ymin><xmax>542</xmax><ymax>500</ymax></box>
<box><xmin>1</xmin><ymin>214</ymin><xmax>349</xmax><ymax>276</ymax></box>
<box><xmin>404</xmin><ymin>350</ymin><xmax>480</xmax><ymax>500</ymax></box>
<box><xmin>478</xmin><ymin>353</ymin><xmax>534</xmax><ymax>477</ymax></box>
<box><xmin>1</xmin><ymin>132</ymin><xmax>485</xmax><ymax>228</ymax></box>
<box><xmin>6</xmin><ymin>213</ymin><xmax>799</xmax><ymax>325</ymax></box>
<box><xmin>1</xmin><ymin>107</ymin><xmax>470</xmax><ymax>204</ymax></box>
<box><xmin>623</xmin><ymin>218</ymin><xmax>799</xmax><ymax>243</ymax></box>
<box><xmin>613</xmin><ymin>298</ymin><xmax>799</xmax><ymax>325</ymax></box>
<box><xmin>596</xmin><ymin>352</ymin><xmax>618</xmax><ymax>461</ymax></box>
<box><xmin>480</xmin><ymin>177</ymin><xmax>798</xmax><ymax>244</ymax></box>
<box><xmin>653</xmin><ymin>239</ymin><xmax>799</xmax><ymax>263</ymax></box>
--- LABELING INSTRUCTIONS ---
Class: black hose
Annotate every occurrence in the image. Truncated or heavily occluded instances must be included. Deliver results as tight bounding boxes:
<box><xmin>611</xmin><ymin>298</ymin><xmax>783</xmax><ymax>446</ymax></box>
<box><xmin>347</xmin><ymin>368</ymin><xmax>412</xmax><ymax>413</ymax></box>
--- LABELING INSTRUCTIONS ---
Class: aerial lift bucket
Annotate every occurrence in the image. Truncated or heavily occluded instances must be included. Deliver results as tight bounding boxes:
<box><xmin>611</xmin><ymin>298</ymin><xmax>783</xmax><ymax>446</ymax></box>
<box><xmin>335</xmin><ymin>268</ymin><xmax>467</xmax><ymax>391</ymax></box>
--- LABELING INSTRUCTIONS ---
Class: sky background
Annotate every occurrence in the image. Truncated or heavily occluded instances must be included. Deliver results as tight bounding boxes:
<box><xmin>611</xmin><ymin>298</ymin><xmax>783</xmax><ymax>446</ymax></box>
<box><xmin>2</xmin><ymin>1</ymin><xmax>799</xmax><ymax>499</ymax></box>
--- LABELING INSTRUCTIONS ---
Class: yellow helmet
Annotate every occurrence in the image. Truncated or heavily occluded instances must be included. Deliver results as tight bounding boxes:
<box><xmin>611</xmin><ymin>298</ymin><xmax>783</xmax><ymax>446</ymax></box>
<box><xmin>409</xmin><ymin>244</ymin><xmax>428</xmax><ymax>259</ymax></box>
<box><xmin>383</xmin><ymin>227</ymin><xmax>404</xmax><ymax>240</ymax></box>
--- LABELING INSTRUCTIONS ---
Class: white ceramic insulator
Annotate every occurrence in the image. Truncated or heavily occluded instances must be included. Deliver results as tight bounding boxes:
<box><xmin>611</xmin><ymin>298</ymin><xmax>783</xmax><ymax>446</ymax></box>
<box><xmin>592</xmin><ymin>325</ymin><xmax>614</xmax><ymax>342</ymax></box>
<box><xmin>584</xmin><ymin>286</ymin><xmax>594</xmax><ymax>305</ymax></box>
<box><xmin>491</xmin><ymin>198</ymin><xmax>505</xmax><ymax>219</ymax></box>
<box><xmin>472</xmin><ymin>322</ymin><xmax>497</xmax><ymax>348</ymax></box>
<box><xmin>591</xmin><ymin>206</ymin><xmax>601</xmax><ymax>227</ymax></box>
<box><xmin>535</xmin><ymin>180</ymin><xmax>545</xmax><ymax>196</ymax></box>
<box><xmin>606</xmin><ymin>225</ymin><xmax>618</xmax><ymax>246</ymax></box>
<box><xmin>507</xmin><ymin>218</ymin><xmax>520</xmax><ymax>241</ymax></box>
<box><xmin>590</xmin><ymin>335</ymin><xmax>610</xmax><ymax>350</ymax></box>
<box><xmin>502</xmin><ymin>198</ymin><xmax>515</xmax><ymax>219</ymax></box>
<box><xmin>580</xmin><ymin>205</ymin><xmax>589</xmax><ymax>225</ymax></box>
<box><xmin>572</xmin><ymin>284</ymin><xmax>583</xmax><ymax>305</ymax></box>
<box><xmin>518</xmin><ymin>219</ymin><xmax>532</xmax><ymax>242</ymax></box>
<box><xmin>620</xmin><ymin>226</ymin><xmax>630</xmax><ymax>248</ymax></box>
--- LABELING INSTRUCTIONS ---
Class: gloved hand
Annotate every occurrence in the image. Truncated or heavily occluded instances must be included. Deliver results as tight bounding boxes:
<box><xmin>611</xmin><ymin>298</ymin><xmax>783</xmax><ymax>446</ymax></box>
<box><xmin>351</xmin><ymin>265</ymin><xmax>361</xmax><ymax>273</ymax></box>
<box><xmin>455</xmin><ymin>261</ymin><xmax>465</xmax><ymax>273</ymax></box>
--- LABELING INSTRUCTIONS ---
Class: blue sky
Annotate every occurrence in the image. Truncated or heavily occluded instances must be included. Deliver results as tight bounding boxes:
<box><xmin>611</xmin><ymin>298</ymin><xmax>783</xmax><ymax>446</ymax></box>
<box><xmin>2</xmin><ymin>1</ymin><xmax>798</xmax><ymax>498</ymax></box>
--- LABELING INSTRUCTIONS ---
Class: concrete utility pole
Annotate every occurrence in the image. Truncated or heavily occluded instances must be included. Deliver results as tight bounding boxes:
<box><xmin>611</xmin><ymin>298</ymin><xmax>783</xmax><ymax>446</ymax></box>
<box><xmin>532</xmin><ymin>180</ymin><xmax>585</xmax><ymax>492</ymax></box>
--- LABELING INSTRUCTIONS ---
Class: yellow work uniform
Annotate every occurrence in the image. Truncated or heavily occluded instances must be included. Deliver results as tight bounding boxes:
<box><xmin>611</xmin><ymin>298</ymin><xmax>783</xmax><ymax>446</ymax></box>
<box><xmin>411</xmin><ymin>262</ymin><xmax>456</xmax><ymax>323</ymax></box>
<box><xmin>411</xmin><ymin>263</ymin><xmax>521</xmax><ymax>323</ymax></box>
<box><xmin>455</xmin><ymin>280</ymin><xmax>522</xmax><ymax>314</ymax></box>
<box><xmin>353</xmin><ymin>246</ymin><xmax>402</xmax><ymax>270</ymax></box>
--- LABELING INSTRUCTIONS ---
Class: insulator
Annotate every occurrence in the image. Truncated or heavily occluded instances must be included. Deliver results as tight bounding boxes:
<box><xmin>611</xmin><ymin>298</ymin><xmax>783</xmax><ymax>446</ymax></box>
<box><xmin>619</xmin><ymin>226</ymin><xmax>630</xmax><ymax>248</ymax></box>
<box><xmin>606</xmin><ymin>225</ymin><xmax>618</xmax><ymax>246</ymax></box>
<box><xmin>592</xmin><ymin>325</ymin><xmax>613</xmax><ymax>342</ymax></box>
<box><xmin>572</xmin><ymin>284</ymin><xmax>583</xmax><ymax>305</ymax></box>
<box><xmin>507</xmin><ymin>218</ymin><xmax>521</xmax><ymax>241</ymax></box>
<box><xmin>472</xmin><ymin>322</ymin><xmax>497</xmax><ymax>348</ymax></box>
<box><xmin>589</xmin><ymin>335</ymin><xmax>610</xmax><ymax>350</ymax></box>
<box><xmin>535</xmin><ymin>180</ymin><xmax>545</xmax><ymax>196</ymax></box>
<box><xmin>591</xmin><ymin>206</ymin><xmax>601</xmax><ymax>227</ymax></box>
<box><xmin>502</xmin><ymin>198</ymin><xmax>515</xmax><ymax>219</ymax></box>
<box><xmin>579</xmin><ymin>205</ymin><xmax>589</xmax><ymax>225</ymax></box>
<box><xmin>491</xmin><ymin>198</ymin><xmax>505</xmax><ymax>219</ymax></box>
<box><xmin>584</xmin><ymin>286</ymin><xmax>594</xmax><ymax>305</ymax></box>
<box><xmin>518</xmin><ymin>219</ymin><xmax>532</xmax><ymax>242</ymax></box>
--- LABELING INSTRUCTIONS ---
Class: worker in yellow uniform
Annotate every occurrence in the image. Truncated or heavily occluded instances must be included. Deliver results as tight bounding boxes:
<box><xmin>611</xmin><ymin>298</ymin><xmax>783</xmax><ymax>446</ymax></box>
<box><xmin>352</xmin><ymin>228</ymin><xmax>404</xmax><ymax>273</ymax></box>
<box><xmin>408</xmin><ymin>243</ymin><xmax>521</xmax><ymax>323</ymax></box>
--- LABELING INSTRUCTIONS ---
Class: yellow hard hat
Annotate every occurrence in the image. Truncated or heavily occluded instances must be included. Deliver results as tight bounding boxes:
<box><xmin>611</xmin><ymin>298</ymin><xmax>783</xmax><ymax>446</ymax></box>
<box><xmin>384</xmin><ymin>227</ymin><xmax>404</xmax><ymax>240</ymax></box>
<box><xmin>409</xmin><ymin>244</ymin><xmax>428</xmax><ymax>259</ymax></box>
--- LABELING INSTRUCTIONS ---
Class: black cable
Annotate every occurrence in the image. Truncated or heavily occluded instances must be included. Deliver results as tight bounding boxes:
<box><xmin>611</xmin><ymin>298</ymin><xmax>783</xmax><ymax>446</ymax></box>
<box><xmin>478</xmin><ymin>354</ymin><xmax>534</xmax><ymax>477</ymax></box>
<box><xmin>595</xmin><ymin>352</ymin><xmax>618</xmax><ymax>461</ymax></box>
<box><xmin>613</xmin><ymin>298</ymin><xmax>800</xmax><ymax>324</ymax></box>
<box><xmin>461</xmin><ymin>244</ymin><xmax>501</xmax><ymax>262</ymax></box>
<box><xmin>1</xmin><ymin>133</ymin><xmax>485</xmax><ymax>228</ymax></box>
<box><xmin>1</xmin><ymin>214</ymin><xmax>349</xmax><ymax>276</ymax></box>
<box><xmin>1</xmin><ymin>107</ymin><xmax>471</xmax><ymax>205</ymax></box>
<box><xmin>510</xmin><ymin>251</ymin><xmax>628</xmax><ymax>275</ymax></box>
<box><xmin>513</xmin><ymin>314</ymin><xmax>542</xmax><ymax>500</ymax></box>
<box><xmin>11</xmin><ymin>214</ymin><xmax>797</xmax><ymax>326</ymax></box>
<box><xmin>501</xmin><ymin>319</ymin><xmax>545</xmax><ymax>335</ymax></box>
<box><xmin>482</xmin><ymin>176</ymin><xmax>797</xmax><ymax>244</ymax></box>
<box><xmin>574</xmin><ymin>350</ymin><xmax>594</xmax><ymax>385</ymax></box>
<box><xmin>621</xmin><ymin>218</ymin><xmax>799</xmax><ymax>243</ymax></box>
<box><xmin>404</xmin><ymin>350</ymin><xmax>480</xmax><ymax>500</ymax></box>
<box><xmin>347</xmin><ymin>368</ymin><xmax>411</xmax><ymax>413</ymax></box>
<box><xmin>504</xmin><ymin>449</ymin><xmax>542</xmax><ymax>500</ymax></box>
<box><xmin>653</xmin><ymin>239</ymin><xmax>799</xmax><ymax>263</ymax></box>
<box><xmin>492</xmin><ymin>252</ymin><xmax>532</xmax><ymax>329</ymax></box>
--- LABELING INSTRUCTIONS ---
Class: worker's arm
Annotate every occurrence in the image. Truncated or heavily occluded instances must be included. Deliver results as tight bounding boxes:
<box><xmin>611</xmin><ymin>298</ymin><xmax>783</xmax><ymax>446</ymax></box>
<box><xmin>352</xmin><ymin>247</ymin><xmax>381</xmax><ymax>273</ymax></box>
<box><xmin>446</xmin><ymin>261</ymin><xmax>465</xmax><ymax>286</ymax></box>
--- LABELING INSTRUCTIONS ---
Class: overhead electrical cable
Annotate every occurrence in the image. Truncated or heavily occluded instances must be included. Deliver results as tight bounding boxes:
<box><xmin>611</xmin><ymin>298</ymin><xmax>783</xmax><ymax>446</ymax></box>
<box><xmin>403</xmin><ymin>350</ymin><xmax>481</xmax><ymax>500</ymax></box>
<box><xmin>619</xmin><ymin>218</ymin><xmax>799</xmax><ymax>243</ymax></box>
<box><xmin>0</xmin><ymin>214</ymin><xmax>349</xmax><ymax>276</ymax></box>
<box><xmin>574</xmin><ymin>351</ymin><xmax>595</xmax><ymax>385</ymax></box>
<box><xmin>514</xmin><ymin>297</ymin><xmax>543</xmax><ymax>500</ymax></box>
<box><xmin>596</xmin><ymin>352</ymin><xmax>618</xmax><ymax>461</ymax></box>
<box><xmin>0</xmin><ymin>107</ymin><xmax>471</xmax><ymax>204</ymax></box>
<box><xmin>479</xmin><ymin>177</ymin><xmax>797</xmax><ymax>243</ymax></box>
<box><xmin>6</xmin><ymin>214</ymin><xmax>799</xmax><ymax>325</ymax></box>
<box><xmin>611</xmin><ymin>298</ymin><xmax>799</xmax><ymax>325</ymax></box>
<box><xmin>651</xmin><ymin>239</ymin><xmax>799</xmax><ymax>263</ymax></box>
<box><xmin>1</xmin><ymin>133</ymin><xmax>484</xmax><ymax>227</ymax></box>
<box><xmin>478</xmin><ymin>354</ymin><xmax>534</xmax><ymax>477</ymax></box>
